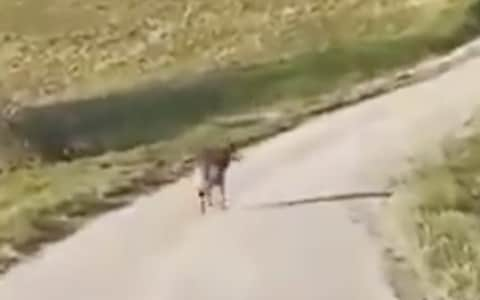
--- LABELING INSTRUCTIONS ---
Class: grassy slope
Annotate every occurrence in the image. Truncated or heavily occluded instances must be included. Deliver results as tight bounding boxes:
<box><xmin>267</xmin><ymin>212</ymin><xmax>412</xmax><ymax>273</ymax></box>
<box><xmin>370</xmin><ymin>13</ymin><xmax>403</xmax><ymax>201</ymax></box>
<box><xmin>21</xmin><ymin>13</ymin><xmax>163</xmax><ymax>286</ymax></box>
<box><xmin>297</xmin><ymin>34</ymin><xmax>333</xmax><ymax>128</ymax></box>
<box><xmin>386</xmin><ymin>114</ymin><xmax>480</xmax><ymax>300</ymax></box>
<box><xmin>0</xmin><ymin>0</ymin><xmax>461</xmax><ymax>104</ymax></box>
<box><xmin>0</xmin><ymin>0</ymin><xmax>479</xmax><ymax>273</ymax></box>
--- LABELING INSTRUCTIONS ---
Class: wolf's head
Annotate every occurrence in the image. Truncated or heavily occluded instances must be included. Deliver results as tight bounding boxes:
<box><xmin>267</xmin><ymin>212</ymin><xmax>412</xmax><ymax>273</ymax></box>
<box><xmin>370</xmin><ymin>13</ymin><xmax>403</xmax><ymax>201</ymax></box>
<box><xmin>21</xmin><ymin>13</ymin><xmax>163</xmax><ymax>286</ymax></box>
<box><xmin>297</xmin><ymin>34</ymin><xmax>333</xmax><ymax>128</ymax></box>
<box><xmin>225</xmin><ymin>141</ymin><xmax>242</xmax><ymax>162</ymax></box>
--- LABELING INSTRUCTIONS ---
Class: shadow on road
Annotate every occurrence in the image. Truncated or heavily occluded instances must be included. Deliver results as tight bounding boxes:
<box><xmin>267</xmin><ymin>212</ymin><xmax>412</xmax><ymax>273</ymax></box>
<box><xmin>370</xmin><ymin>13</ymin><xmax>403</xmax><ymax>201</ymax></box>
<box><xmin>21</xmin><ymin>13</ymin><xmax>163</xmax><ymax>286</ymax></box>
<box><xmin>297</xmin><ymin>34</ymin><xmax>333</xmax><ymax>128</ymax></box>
<box><xmin>246</xmin><ymin>191</ymin><xmax>393</xmax><ymax>210</ymax></box>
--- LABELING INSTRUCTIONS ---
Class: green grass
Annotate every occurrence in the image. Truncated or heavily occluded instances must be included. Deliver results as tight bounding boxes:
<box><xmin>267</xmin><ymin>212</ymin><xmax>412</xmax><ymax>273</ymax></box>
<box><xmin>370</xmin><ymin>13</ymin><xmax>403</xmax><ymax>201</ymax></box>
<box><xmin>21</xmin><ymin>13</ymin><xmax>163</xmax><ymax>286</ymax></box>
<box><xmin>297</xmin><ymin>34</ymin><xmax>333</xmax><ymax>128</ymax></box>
<box><xmin>0</xmin><ymin>0</ymin><xmax>480</xmax><ymax>274</ymax></box>
<box><xmin>7</xmin><ymin>37</ymin><xmax>449</xmax><ymax>160</ymax></box>
<box><xmin>386</xmin><ymin>115</ymin><xmax>480</xmax><ymax>300</ymax></box>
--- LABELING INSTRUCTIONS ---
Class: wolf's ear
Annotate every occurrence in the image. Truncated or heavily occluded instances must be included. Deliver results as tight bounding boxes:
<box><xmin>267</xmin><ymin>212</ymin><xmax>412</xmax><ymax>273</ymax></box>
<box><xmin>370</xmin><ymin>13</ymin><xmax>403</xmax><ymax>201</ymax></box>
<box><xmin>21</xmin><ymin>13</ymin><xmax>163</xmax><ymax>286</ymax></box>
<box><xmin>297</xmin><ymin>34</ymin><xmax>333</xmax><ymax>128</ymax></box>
<box><xmin>224</xmin><ymin>139</ymin><xmax>236</xmax><ymax>152</ymax></box>
<box><xmin>229</xmin><ymin>142</ymin><xmax>236</xmax><ymax>152</ymax></box>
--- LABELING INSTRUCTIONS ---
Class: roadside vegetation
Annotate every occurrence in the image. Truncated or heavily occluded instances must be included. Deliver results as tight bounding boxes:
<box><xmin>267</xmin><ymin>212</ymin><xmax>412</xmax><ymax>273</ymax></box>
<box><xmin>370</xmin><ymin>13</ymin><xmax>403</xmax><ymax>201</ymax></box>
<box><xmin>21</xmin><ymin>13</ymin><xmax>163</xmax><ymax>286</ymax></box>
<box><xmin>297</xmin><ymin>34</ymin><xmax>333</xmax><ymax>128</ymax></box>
<box><xmin>0</xmin><ymin>0</ymin><xmax>472</xmax><ymax>105</ymax></box>
<box><xmin>386</xmin><ymin>113</ymin><xmax>480</xmax><ymax>300</ymax></box>
<box><xmin>1</xmin><ymin>0</ymin><xmax>480</xmax><ymax>273</ymax></box>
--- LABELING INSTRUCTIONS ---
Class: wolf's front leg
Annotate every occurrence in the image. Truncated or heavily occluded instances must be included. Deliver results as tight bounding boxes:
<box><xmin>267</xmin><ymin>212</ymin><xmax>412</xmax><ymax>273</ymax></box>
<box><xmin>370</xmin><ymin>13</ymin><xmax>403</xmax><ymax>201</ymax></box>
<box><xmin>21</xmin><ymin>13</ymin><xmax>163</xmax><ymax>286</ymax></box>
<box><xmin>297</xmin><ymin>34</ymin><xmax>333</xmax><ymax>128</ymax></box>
<box><xmin>219</xmin><ymin>183</ymin><xmax>229</xmax><ymax>210</ymax></box>
<box><xmin>200</xmin><ymin>199</ymin><xmax>207</xmax><ymax>215</ymax></box>
<box><xmin>198</xmin><ymin>190</ymin><xmax>209</xmax><ymax>215</ymax></box>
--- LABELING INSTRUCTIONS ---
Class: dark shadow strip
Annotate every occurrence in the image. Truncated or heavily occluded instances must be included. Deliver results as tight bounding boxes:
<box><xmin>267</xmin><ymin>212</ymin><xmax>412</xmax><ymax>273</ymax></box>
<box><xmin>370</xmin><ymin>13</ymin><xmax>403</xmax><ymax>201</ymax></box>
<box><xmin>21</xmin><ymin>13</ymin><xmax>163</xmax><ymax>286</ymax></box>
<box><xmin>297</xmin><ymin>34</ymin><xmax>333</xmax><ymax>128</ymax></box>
<box><xmin>245</xmin><ymin>191</ymin><xmax>393</xmax><ymax>210</ymax></box>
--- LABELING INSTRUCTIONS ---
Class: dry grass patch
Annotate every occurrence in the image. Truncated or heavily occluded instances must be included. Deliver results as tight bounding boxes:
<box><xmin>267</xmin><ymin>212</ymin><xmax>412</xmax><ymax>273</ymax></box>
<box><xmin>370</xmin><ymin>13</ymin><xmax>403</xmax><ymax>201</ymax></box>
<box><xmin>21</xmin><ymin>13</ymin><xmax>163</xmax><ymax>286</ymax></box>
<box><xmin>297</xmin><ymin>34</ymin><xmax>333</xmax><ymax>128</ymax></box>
<box><xmin>387</xmin><ymin>115</ymin><xmax>480</xmax><ymax>300</ymax></box>
<box><xmin>0</xmin><ymin>0</ymin><xmax>469</xmax><ymax>105</ymax></box>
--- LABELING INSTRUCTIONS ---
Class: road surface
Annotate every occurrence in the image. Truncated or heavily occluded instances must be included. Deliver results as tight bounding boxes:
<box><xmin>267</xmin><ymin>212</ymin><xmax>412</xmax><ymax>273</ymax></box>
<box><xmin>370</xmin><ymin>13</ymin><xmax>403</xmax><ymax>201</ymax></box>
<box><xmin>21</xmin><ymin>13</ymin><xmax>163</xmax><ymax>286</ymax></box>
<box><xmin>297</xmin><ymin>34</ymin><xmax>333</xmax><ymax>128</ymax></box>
<box><xmin>1</xmin><ymin>55</ymin><xmax>480</xmax><ymax>300</ymax></box>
